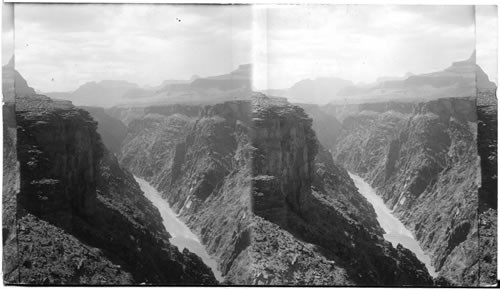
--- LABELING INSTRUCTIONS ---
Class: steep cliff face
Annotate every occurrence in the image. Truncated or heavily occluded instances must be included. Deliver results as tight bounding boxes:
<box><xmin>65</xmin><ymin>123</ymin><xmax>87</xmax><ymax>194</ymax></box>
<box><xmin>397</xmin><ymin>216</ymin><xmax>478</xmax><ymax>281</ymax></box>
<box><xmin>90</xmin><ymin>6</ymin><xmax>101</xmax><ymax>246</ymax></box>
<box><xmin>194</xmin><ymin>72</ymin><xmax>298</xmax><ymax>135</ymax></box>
<box><xmin>118</xmin><ymin>101</ymin><xmax>254</xmax><ymax>283</ymax></box>
<box><xmin>311</xmin><ymin>97</ymin><xmax>480</xmax><ymax>285</ymax></box>
<box><xmin>2</xmin><ymin>60</ymin><xmax>19</xmax><ymax>280</ymax></box>
<box><xmin>115</xmin><ymin>96</ymin><xmax>433</xmax><ymax>285</ymax></box>
<box><xmin>250</xmin><ymin>96</ymin><xmax>433</xmax><ymax>286</ymax></box>
<box><xmin>7</xmin><ymin>95</ymin><xmax>217</xmax><ymax>285</ymax></box>
<box><xmin>477</xmin><ymin>90</ymin><xmax>497</xmax><ymax>286</ymax></box>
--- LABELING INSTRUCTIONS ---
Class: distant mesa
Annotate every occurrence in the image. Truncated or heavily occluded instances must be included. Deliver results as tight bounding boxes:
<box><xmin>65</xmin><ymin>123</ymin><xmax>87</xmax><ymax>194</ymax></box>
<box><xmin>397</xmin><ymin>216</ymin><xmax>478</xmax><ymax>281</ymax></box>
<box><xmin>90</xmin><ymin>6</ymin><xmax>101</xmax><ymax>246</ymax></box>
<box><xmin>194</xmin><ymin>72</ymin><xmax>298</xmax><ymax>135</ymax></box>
<box><xmin>46</xmin><ymin>80</ymin><xmax>140</xmax><ymax>107</ymax></box>
<box><xmin>278</xmin><ymin>51</ymin><xmax>496</xmax><ymax>105</ymax></box>
<box><xmin>2</xmin><ymin>57</ymin><xmax>37</xmax><ymax>100</ymax></box>
<box><xmin>189</xmin><ymin>64</ymin><xmax>252</xmax><ymax>91</ymax></box>
<box><xmin>43</xmin><ymin>64</ymin><xmax>253</xmax><ymax>108</ymax></box>
<box><xmin>283</xmin><ymin>77</ymin><xmax>353</xmax><ymax>104</ymax></box>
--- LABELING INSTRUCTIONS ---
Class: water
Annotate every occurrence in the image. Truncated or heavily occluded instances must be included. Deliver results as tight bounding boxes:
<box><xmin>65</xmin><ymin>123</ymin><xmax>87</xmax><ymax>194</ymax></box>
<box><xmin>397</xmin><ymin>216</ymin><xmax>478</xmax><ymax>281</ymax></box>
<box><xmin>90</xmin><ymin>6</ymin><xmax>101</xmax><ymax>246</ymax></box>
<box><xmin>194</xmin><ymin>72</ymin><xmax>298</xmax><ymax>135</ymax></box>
<box><xmin>135</xmin><ymin>177</ymin><xmax>224</xmax><ymax>281</ymax></box>
<box><xmin>349</xmin><ymin>173</ymin><xmax>438</xmax><ymax>277</ymax></box>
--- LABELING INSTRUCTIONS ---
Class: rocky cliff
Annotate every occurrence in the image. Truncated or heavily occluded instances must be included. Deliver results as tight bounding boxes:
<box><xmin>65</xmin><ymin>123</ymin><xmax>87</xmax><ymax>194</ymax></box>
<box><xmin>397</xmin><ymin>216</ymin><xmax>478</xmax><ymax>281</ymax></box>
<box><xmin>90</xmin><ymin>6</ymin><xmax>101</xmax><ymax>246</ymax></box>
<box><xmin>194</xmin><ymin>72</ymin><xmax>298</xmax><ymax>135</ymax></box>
<box><xmin>307</xmin><ymin>97</ymin><xmax>482</xmax><ymax>286</ymax></box>
<box><xmin>2</xmin><ymin>60</ymin><xmax>19</xmax><ymax>281</ymax></box>
<box><xmin>477</xmin><ymin>89</ymin><xmax>498</xmax><ymax>286</ymax></box>
<box><xmin>251</xmin><ymin>96</ymin><xmax>433</xmax><ymax>285</ymax></box>
<box><xmin>117</xmin><ymin>100</ymin><xmax>254</xmax><ymax>283</ymax></box>
<box><xmin>113</xmin><ymin>95</ymin><xmax>436</xmax><ymax>285</ymax></box>
<box><xmin>5</xmin><ymin>94</ymin><xmax>217</xmax><ymax>285</ymax></box>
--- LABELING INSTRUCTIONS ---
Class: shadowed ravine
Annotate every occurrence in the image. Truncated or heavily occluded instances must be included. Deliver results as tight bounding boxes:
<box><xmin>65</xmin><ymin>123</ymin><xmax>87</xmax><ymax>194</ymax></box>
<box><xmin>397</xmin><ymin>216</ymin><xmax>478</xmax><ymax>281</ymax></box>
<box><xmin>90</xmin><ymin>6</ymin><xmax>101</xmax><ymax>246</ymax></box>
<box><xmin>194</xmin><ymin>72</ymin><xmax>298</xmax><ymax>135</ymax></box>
<box><xmin>135</xmin><ymin>177</ymin><xmax>224</xmax><ymax>281</ymax></box>
<box><xmin>349</xmin><ymin>173</ymin><xmax>438</xmax><ymax>277</ymax></box>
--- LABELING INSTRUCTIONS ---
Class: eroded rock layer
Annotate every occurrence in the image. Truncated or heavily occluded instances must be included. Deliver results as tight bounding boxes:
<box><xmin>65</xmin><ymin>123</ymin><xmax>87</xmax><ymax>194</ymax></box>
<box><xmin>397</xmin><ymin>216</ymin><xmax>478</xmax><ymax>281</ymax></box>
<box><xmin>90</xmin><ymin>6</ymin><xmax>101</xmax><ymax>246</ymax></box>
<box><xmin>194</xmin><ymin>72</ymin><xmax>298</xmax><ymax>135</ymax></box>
<box><xmin>116</xmin><ymin>95</ymin><xmax>434</xmax><ymax>285</ymax></box>
<box><xmin>7</xmin><ymin>95</ymin><xmax>217</xmax><ymax>285</ymax></box>
<box><xmin>117</xmin><ymin>100</ymin><xmax>254</xmax><ymax>283</ymax></box>
<box><xmin>251</xmin><ymin>96</ymin><xmax>433</xmax><ymax>285</ymax></box>
<box><xmin>477</xmin><ymin>90</ymin><xmax>498</xmax><ymax>286</ymax></box>
<box><xmin>305</xmin><ymin>97</ymin><xmax>481</xmax><ymax>286</ymax></box>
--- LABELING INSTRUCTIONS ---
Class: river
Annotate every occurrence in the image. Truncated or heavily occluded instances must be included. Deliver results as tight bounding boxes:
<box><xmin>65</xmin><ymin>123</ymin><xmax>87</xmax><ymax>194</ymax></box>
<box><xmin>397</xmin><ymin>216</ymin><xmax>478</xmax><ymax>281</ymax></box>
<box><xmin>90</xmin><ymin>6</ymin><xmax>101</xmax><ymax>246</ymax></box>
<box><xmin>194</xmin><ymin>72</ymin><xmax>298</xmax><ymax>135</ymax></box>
<box><xmin>135</xmin><ymin>177</ymin><xmax>224</xmax><ymax>281</ymax></box>
<box><xmin>349</xmin><ymin>173</ymin><xmax>437</xmax><ymax>277</ymax></box>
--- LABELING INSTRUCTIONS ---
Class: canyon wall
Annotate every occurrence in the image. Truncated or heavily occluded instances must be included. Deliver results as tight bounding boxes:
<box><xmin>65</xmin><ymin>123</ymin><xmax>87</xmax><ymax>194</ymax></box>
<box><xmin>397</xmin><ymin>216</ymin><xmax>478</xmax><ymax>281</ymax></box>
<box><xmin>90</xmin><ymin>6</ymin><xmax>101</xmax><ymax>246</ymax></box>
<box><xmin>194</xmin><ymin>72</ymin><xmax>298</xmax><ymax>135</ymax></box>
<box><xmin>117</xmin><ymin>101</ymin><xmax>254</xmax><ymax>283</ymax></box>
<box><xmin>116</xmin><ymin>95</ymin><xmax>434</xmax><ymax>285</ymax></box>
<box><xmin>251</xmin><ymin>96</ymin><xmax>433</xmax><ymax>285</ymax></box>
<box><xmin>6</xmin><ymin>94</ymin><xmax>217</xmax><ymax>284</ymax></box>
<box><xmin>477</xmin><ymin>90</ymin><xmax>498</xmax><ymax>285</ymax></box>
<box><xmin>304</xmin><ymin>97</ymin><xmax>484</xmax><ymax>286</ymax></box>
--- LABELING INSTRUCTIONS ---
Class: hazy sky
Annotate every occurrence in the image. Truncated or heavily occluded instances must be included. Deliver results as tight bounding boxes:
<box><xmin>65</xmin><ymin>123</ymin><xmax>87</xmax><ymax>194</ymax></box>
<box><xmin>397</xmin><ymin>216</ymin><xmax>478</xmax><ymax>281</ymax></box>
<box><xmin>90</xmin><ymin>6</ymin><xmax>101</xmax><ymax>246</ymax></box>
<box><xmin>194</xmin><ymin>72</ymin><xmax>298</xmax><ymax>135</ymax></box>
<box><xmin>14</xmin><ymin>4</ymin><xmax>252</xmax><ymax>92</ymax></box>
<box><xmin>253</xmin><ymin>5</ymin><xmax>484</xmax><ymax>90</ymax></box>
<box><xmin>476</xmin><ymin>5</ymin><xmax>498</xmax><ymax>85</ymax></box>
<box><xmin>2</xmin><ymin>4</ymin><xmax>14</xmax><ymax>65</ymax></box>
<box><xmin>10</xmin><ymin>4</ymin><xmax>498</xmax><ymax>92</ymax></box>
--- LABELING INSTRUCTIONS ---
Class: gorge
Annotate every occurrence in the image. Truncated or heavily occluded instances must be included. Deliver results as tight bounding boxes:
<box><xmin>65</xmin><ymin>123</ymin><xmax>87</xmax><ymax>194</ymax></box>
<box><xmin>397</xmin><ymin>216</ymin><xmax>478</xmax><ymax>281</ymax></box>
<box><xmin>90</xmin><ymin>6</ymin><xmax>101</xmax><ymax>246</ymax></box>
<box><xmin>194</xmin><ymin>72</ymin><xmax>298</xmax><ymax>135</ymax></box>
<box><xmin>349</xmin><ymin>173</ymin><xmax>436</xmax><ymax>277</ymax></box>
<box><xmin>3</xmin><ymin>60</ymin><xmax>496</xmax><ymax>286</ymax></box>
<box><xmin>301</xmin><ymin>94</ymin><xmax>495</xmax><ymax>286</ymax></box>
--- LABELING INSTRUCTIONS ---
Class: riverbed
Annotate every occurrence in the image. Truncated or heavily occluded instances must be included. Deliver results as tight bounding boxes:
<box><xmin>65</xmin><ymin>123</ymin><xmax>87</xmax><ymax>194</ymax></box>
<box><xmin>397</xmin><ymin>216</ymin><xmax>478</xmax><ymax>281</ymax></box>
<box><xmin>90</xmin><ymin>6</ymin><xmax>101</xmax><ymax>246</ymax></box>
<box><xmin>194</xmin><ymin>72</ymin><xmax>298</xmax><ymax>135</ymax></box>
<box><xmin>349</xmin><ymin>173</ymin><xmax>437</xmax><ymax>277</ymax></box>
<box><xmin>135</xmin><ymin>177</ymin><xmax>224</xmax><ymax>281</ymax></box>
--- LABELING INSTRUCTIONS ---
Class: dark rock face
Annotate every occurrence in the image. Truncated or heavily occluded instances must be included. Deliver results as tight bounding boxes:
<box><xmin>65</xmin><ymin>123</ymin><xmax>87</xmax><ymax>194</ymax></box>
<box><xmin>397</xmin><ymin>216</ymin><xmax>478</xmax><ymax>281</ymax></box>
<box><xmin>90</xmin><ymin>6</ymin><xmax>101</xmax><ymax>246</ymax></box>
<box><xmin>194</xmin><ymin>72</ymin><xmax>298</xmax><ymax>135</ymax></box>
<box><xmin>308</xmin><ymin>97</ymin><xmax>481</xmax><ymax>286</ymax></box>
<box><xmin>6</xmin><ymin>95</ymin><xmax>217</xmax><ymax>285</ymax></box>
<box><xmin>477</xmin><ymin>89</ymin><xmax>498</xmax><ymax>286</ymax></box>
<box><xmin>251</xmin><ymin>96</ymin><xmax>433</xmax><ymax>286</ymax></box>
<box><xmin>118</xmin><ymin>101</ymin><xmax>254</xmax><ymax>283</ymax></box>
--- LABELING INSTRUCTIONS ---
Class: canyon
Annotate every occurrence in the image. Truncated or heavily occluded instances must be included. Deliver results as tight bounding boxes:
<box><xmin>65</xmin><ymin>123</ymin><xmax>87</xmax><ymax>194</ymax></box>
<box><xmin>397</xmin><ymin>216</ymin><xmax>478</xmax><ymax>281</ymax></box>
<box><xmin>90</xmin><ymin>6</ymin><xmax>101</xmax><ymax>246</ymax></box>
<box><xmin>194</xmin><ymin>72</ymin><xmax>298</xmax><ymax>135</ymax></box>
<box><xmin>301</xmin><ymin>93</ymin><xmax>496</xmax><ymax>286</ymax></box>
<box><xmin>106</xmin><ymin>94</ymin><xmax>434</xmax><ymax>285</ymax></box>
<box><xmin>3</xmin><ymin>65</ymin><xmax>218</xmax><ymax>284</ymax></box>
<box><xmin>3</xmin><ymin>60</ymin><xmax>496</xmax><ymax>286</ymax></box>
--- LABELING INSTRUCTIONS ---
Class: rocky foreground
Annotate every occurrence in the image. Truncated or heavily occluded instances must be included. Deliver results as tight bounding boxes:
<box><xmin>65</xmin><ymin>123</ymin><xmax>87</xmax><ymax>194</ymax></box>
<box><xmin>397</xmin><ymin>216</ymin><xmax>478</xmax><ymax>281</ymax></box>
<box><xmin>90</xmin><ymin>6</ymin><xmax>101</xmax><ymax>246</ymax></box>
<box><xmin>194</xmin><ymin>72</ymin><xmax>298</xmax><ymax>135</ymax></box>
<box><xmin>4</xmin><ymin>93</ymin><xmax>217</xmax><ymax>284</ymax></box>
<box><xmin>302</xmin><ymin>95</ymin><xmax>495</xmax><ymax>286</ymax></box>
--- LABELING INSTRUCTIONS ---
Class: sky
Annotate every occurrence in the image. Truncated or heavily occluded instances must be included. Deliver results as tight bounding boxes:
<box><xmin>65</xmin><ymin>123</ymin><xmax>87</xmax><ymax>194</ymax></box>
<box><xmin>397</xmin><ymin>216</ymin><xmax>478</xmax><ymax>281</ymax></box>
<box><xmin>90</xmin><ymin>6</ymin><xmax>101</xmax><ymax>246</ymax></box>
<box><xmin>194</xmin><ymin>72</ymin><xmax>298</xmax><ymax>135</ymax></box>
<box><xmin>476</xmin><ymin>5</ymin><xmax>498</xmax><ymax>85</ymax></box>
<box><xmin>253</xmin><ymin>5</ymin><xmax>485</xmax><ymax>90</ymax></box>
<box><xmin>2</xmin><ymin>3</ymin><xmax>14</xmax><ymax>65</ymax></box>
<box><xmin>8</xmin><ymin>4</ymin><xmax>498</xmax><ymax>92</ymax></box>
<box><xmin>13</xmin><ymin>4</ymin><xmax>253</xmax><ymax>92</ymax></box>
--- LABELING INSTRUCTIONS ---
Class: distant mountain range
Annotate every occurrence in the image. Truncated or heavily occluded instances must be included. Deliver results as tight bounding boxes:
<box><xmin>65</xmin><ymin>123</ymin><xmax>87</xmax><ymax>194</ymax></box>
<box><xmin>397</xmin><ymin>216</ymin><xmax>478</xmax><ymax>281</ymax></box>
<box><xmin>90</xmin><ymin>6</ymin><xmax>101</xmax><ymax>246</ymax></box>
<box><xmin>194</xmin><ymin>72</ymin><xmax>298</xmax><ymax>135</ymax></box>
<box><xmin>19</xmin><ymin>52</ymin><xmax>498</xmax><ymax>107</ymax></box>
<box><xmin>264</xmin><ymin>51</ymin><xmax>497</xmax><ymax>105</ymax></box>
<box><xmin>46</xmin><ymin>80</ymin><xmax>139</xmax><ymax>107</ymax></box>
<box><xmin>45</xmin><ymin>64</ymin><xmax>252</xmax><ymax>107</ymax></box>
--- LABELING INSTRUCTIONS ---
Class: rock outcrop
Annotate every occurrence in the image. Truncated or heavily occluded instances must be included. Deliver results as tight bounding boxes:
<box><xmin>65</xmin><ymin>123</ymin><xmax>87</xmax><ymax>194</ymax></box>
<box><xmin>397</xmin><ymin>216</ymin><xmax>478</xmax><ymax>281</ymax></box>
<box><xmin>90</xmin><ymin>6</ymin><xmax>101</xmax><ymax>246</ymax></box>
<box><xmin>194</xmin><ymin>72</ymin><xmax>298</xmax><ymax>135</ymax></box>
<box><xmin>307</xmin><ymin>97</ymin><xmax>482</xmax><ymax>286</ymax></box>
<box><xmin>477</xmin><ymin>89</ymin><xmax>498</xmax><ymax>286</ymax></box>
<box><xmin>5</xmin><ymin>93</ymin><xmax>217</xmax><ymax>285</ymax></box>
<box><xmin>117</xmin><ymin>100</ymin><xmax>254</xmax><ymax>283</ymax></box>
<box><xmin>251</xmin><ymin>96</ymin><xmax>433</xmax><ymax>285</ymax></box>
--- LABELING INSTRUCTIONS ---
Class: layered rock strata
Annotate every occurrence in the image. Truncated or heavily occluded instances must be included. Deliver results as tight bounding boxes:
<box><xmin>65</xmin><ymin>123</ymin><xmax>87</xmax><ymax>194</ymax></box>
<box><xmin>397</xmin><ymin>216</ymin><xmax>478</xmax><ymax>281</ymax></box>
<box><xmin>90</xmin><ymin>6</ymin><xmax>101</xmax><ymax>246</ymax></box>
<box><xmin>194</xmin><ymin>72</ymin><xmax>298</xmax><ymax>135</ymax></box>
<box><xmin>6</xmin><ymin>94</ymin><xmax>217</xmax><ymax>285</ymax></box>
<box><xmin>117</xmin><ymin>95</ymin><xmax>434</xmax><ymax>285</ymax></box>
<box><xmin>305</xmin><ymin>97</ymin><xmax>481</xmax><ymax>285</ymax></box>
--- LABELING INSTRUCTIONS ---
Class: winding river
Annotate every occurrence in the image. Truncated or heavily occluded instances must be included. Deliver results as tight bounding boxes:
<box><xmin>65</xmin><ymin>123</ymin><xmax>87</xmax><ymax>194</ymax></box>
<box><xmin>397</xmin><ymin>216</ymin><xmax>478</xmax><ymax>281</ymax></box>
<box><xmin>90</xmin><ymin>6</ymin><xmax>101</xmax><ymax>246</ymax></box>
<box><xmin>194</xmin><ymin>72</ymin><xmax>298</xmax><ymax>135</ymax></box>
<box><xmin>135</xmin><ymin>177</ymin><xmax>224</xmax><ymax>281</ymax></box>
<box><xmin>349</xmin><ymin>173</ymin><xmax>437</xmax><ymax>277</ymax></box>
<box><xmin>135</xmin><ymin>172</ymin><xmax>436</xmax><ymax>280</ymax></box>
